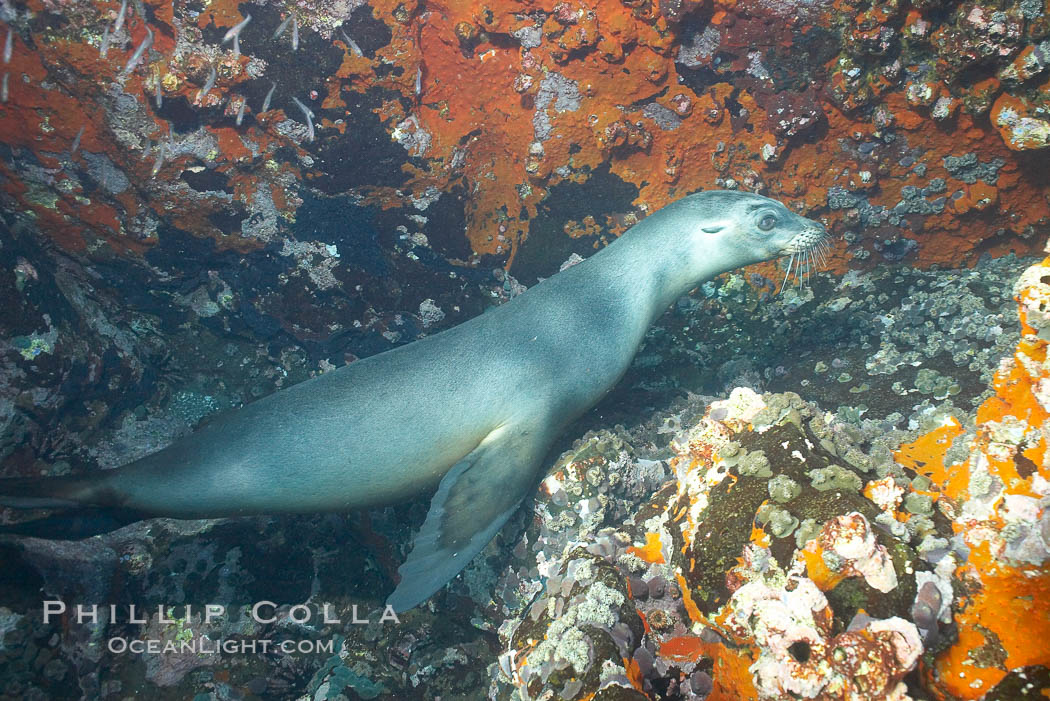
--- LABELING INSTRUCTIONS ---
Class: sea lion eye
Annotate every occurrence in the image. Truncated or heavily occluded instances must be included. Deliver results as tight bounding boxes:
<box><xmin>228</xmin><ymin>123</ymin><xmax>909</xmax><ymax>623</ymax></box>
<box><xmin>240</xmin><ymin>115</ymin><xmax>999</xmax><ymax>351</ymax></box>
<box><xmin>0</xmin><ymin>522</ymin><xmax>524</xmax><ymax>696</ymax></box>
<box><xmin>758</xmin><ymin>214</ymin><xmax>777</xmax><ymax>231</ymax></box>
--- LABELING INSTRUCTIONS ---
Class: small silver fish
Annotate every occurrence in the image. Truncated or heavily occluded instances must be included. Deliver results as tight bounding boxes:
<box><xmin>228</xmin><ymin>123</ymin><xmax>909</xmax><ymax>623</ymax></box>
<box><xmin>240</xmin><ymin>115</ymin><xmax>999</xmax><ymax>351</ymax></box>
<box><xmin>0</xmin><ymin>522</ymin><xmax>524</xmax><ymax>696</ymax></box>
<box><xmin>339</xmin><ymin>29</ymin><xmax>362</xmax><ymax>57</ymax></box>
<box><xmin>415</xmin><ymin>66</ymin><xmax>422</xmax><ymax>97</ymax></box>
<box><xmin>291</xmin><ymin>96</ymin><xmax>314</xmax><ymax>142</ymax></box>
<box><xmin>151</xmin><ymin>140</ymin><xmax>165</xmax><ymax>177</ymax></box>
<box><xmin>154</xmin><ymin>72</ymin><xmax>162</xmax><ymax>108</ymax></box>
<box><xmin>199</xmin><ymin>65</ymin><xmax>216</xmax><ymax>101</ymax></box>
<box><xmin>235</xmin><ymin>98</ymin><xmax>245</xmax><ymax>125</ymax></box>
<box><xmin>292</xmin><ymin>16</ymin><xmax>298</xmax><ymax>51</ymax></box>
<box><xmin>273</xmin><ymin>15</ymin><xmax>292</xmax><ymax>40</ymax></box>
<box><xmin>71</xmin><ymin>125</ymin><xmax>85</xmax><ymax>155</ymax></box>
<box><xmin>291</xmin><ymin>95</ymin><xmax>314</xmax><ymax>119</ymax></box>
<box><xmin>122</xmin><ymin>26</ymin><xmax>153</xmax><ymax>75</ymax></box>
<box><xmin>222</xmin><ymin>13</ymin><xmax>251</xmax><ymax>45</ymax></box>
<box><xmin>113</xmin><ymin>0</ymin><xmax>127</xmax><ymax>34</ymax></box>
<box><xmin>4</xmin><ymin>27</ymin><xmax>12</xmax><ymax>64</ymax></box>
<box><xmin>261</xmin><ymin>81</ymin><xmax>276</xmax><ymax>112</ymax></box>
<box><xmin>1</xmin><ymin>72</ymin><xmax>8</xmax><ymax>103</ymax></box>
<box><xmin>100</xmin><ymin>26</ymin><xmax>111</xmax><ymax>58</ymax></box>
<box><xmin>233</xmin><ymin>34</ymin><xmax>239</xmax><ymax>59</ymax></box>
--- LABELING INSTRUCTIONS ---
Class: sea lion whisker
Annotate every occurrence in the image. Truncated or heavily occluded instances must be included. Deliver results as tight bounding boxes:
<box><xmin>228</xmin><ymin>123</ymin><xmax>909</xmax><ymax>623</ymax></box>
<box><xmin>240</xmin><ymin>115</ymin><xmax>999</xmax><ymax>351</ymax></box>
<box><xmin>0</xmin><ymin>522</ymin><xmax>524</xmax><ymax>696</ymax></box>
<box><xmin>815</xmin><ymin>243</ymin><xmax>826</xmax><ymax>269</ymax></box>
<box><xmin>780</xmin><ymin>252</ymin><xmax>795</xmax><ymax>293</ymax></box>
<box><xmin>818</xmin><ymin>240</ymin><xmax>830</xmax><ymax>267</ymax></box>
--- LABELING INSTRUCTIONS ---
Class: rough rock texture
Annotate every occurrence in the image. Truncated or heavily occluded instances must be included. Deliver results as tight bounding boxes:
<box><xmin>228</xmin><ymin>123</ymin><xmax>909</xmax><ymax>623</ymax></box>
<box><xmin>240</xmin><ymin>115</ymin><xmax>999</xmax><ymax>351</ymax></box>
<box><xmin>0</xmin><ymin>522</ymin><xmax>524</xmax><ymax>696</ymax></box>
<box><xmin>491</xmin><ymin>387</ymin><xmax>955</xmax><ymax>701</ymax></box>
<box><xmin>895</xmin><ymin>248</ymin><xmax>1050</xmax><ymax>699</ymax></box>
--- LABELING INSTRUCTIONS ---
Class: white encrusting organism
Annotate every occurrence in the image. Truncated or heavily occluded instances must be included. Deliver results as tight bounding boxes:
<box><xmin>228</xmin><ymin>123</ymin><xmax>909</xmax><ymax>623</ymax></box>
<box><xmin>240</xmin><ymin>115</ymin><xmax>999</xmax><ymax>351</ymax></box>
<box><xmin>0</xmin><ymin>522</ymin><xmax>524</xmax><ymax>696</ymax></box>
<box><xmin>291</xmin><ymin>96</ymin><xmax>314</xmax><ymax>142</ymax></box>
<box><xmin>261</xmin><ymin>81</ymin><xmax>276</xmax><ymax>112</ymax></box>
<box><xmin>339</xmin><ymin>29</ymin><xmax>362</xmax><ymax>57</ymax></box>
<box><xmin>122</xmin><ymin>26</ymin><xmax>153</xmax><ymax>75</ymax></box>
<box><xmin>199</xmin><ymin>65</ymin><xmax>216</xmax><ymax>101</ymax></box>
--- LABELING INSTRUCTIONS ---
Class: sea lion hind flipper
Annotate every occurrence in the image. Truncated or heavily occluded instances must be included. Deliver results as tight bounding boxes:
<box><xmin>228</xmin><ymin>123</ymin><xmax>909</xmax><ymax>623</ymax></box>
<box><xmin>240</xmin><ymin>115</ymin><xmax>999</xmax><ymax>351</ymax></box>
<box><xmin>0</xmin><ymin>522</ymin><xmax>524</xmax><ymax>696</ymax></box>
<box><xmin>385</xmin><ymin>427</ymin><xmax>545</xmax><ymax>612</ymax></box>
<box><xmin>0</xmin><ymin>507</ymin><xmax>142</xmax><ymax>539</ymax></box>
<box><xmin>0</xmin><ymin>475</ymin><xmax>104</xmax><ymax>509</ymax></box>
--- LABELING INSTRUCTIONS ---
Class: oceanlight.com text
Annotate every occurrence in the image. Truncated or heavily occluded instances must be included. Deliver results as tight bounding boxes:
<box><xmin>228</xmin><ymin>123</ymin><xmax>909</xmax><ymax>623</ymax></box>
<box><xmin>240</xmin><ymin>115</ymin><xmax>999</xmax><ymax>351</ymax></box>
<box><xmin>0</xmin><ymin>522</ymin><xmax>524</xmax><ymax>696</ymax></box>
<box><xmin>107</xmin><ymin>637</ymin><xmax>338</xmax><ymax>655</ymax></box>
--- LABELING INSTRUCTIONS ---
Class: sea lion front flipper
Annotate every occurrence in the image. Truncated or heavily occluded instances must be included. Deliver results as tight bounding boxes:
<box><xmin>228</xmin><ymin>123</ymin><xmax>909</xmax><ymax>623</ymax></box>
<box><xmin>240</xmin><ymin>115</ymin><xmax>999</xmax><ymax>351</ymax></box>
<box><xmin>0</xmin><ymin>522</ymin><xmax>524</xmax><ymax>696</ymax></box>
<box><xmin>385</xmin><ymin>426</ymin><xmax>546</xmax><ymax>612</ymax></box>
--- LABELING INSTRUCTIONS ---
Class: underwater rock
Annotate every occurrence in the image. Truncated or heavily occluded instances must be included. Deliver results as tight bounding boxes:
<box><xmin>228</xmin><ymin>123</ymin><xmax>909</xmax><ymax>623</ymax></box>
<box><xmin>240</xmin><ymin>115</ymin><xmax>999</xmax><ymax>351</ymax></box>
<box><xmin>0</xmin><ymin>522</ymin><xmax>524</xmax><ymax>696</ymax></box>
<box><xmin>896</xmin><ymin>250</ymin><xmax>1050</xmax><ymax>699</ymax></box>
<box><xmin>495</xmin><ymin>387</ymin><xmax>955</xmax><ymax>700</ymax></box>
<box><xmin>991</xmin><ymin>92</ymin><xmax>1050</xmax><ymax>150</ymax></box>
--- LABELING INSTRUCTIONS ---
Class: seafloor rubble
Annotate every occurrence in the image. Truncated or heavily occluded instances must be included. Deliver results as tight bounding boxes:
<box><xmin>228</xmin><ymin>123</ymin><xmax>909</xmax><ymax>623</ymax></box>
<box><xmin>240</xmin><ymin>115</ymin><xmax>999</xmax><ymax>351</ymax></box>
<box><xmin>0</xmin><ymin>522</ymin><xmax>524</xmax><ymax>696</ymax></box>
<box><xmin>1</xmin><ymin>0</ymin><xmax>1050</xmax><ymax>699</ymax></box>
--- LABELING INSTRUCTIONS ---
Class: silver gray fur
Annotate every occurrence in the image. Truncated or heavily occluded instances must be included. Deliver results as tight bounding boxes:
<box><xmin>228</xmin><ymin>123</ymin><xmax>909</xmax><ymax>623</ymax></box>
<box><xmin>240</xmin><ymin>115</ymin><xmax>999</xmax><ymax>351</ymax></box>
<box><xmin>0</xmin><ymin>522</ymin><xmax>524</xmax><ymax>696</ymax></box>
<box><xmin>0</xmin><ymin>190</ymin><xmax>826</xmax><ymax>611</ymax></box>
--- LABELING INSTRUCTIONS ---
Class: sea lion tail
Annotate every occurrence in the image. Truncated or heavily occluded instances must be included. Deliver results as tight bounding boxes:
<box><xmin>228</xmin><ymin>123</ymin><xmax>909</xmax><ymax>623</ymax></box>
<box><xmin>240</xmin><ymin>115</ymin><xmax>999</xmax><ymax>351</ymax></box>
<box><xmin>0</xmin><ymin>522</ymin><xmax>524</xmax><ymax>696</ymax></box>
<box><xmin>0</xmin><ymin>508</ymin><xmax>141</xmax><ymax>539</ymax></box>
<box><xmin>0</xmin><ymin>474</ymin><xmax>106</xmax><ymax>510</ymax></box>
<box><xmin>0</xmin><ymin>475</ymin><xmax>139</xmax><ymax>539</ymax></box>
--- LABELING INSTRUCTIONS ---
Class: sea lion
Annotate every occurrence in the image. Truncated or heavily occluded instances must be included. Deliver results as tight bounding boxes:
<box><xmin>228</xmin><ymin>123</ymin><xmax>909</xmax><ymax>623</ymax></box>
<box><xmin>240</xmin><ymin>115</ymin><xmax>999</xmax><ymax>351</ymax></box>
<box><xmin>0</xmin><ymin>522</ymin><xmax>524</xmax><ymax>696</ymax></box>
<box><xmin>0</xmin><ymin>190</ymin><xmax>828</xmax><ymax>611</ymax></box>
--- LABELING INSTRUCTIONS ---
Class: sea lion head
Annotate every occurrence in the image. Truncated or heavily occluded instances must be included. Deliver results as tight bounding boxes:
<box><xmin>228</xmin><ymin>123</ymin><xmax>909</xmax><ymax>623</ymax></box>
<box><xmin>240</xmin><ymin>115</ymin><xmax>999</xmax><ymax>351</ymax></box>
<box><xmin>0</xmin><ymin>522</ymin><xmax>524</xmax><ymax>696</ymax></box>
<box><xmin>674</xmin><ymin>190</ymin><xmax>829</xmax><ymax>272</ymax></box>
